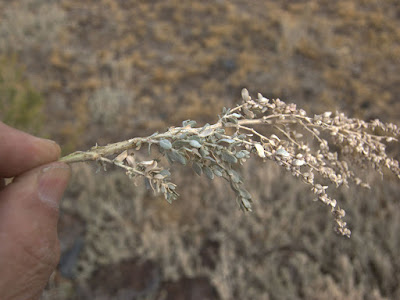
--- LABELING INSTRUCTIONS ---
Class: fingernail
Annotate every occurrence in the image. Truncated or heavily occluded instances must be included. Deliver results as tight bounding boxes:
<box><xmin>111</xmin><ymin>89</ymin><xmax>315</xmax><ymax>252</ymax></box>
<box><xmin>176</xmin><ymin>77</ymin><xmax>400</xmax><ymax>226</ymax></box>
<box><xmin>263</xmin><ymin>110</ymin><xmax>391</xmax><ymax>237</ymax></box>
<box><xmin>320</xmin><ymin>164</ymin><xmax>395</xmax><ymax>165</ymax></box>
<box><xmin>36</xmin><ymin>137</ymin><xmax>61</xmax><ymax>158</ymax></box>
<box><xmin>38</xmin><ymin>163</ymin><xmax>71</xmax><ymax>210</ymax></box>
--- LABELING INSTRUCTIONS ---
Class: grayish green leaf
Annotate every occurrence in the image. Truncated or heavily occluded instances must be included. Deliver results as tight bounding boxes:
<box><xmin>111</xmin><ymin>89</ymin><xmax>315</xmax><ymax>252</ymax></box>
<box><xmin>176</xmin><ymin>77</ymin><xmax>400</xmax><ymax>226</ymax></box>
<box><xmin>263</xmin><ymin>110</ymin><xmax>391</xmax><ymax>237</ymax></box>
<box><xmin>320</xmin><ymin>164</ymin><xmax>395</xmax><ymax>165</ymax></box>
<box><xmin>149</xmin><ymin>132</ymin><xmax>159</xmax><ymax>137</ymax></box>
<box><xmin>228</xmin><ymin>169</ymin><xmax>242</xmax><ymax>183</ymax></box>
<box><xmin>221</xmin><ymin>150</ymin><xmax>238</xmax><ymax>164</ymax></box>
<box><xmin>213</xmin><ymin>168</ymin><xmax>223</xmax><ymax>177</ymax></box>
<box><xmin>189</xmin><ymin>140</ymin><xmax>202</xmax><ymax>148</ymax></box>
<box><xmin>188</xmin><ymin>135</ymin><xmax>201</xmax><ymax>142</ymax></box>
<box><xmin>192</xmin><ymin>161</ymin><xmax>203</xmax><ymax>176</ymax></box>
<box><xmin>231</xmin><ymin>113</ymin><xmax>243</xmax><ymax>118</ymax></box>
<box><xmin>172</xmin><ymin>140</ymin><xmax>187</xmax><ymax>148</ymax></box>
<box><xmin>204</xmin><ymin>156</ymin><xmax>216</xmax><ymax>163</ymax></box>
<box><xmin>169</xmin><ymin>150</ymin><xmax>187</xmax><ymax>165</ymax></box>
<box><xmin>239</xmin><ymin>187</ymin><xmax>252</xmax><ymax>199</ymax></box>
<box><xmin>235</xmin><ymin>150</ymin><xmax>250</xmax><ymax>159</ymax></box>
<box><xmin>241</xmin><ymin>197</ymin><xmax>252</xmax><ymax>211</ymax></box>
<box><xmin>199</xmin><ymin>147</ymin><xmax>209</xmax><ymax>157</ymax></box>
<box><xmin>159</xmin><ymin>139</ymin><xmax>172</xmax><ymax>150</ymax></box>
<box><xmin>204</xmin><ymin>166</ymin><xmax>214</xmax><ymax>180</ymax></box>
<box><xmin>227</xmin><ymin>117</ymin><xmax>238</xmax><ymax>124</ymax></box>
<box><xmin>160</xmin><ymin>169</ymin><xmax>171</xmax><ymax>177</ymax></box>
<box><xmin>199</xmin><ymin>127</ymin><xmax>214</xmax><ymax>137</ymax></box>
<box><xmin>182</xmin><ymin>120</ymin><xmax>197</xmax><ymax>127</ymax></box>
<box><xmin>218</xmin><ymin>138</ymin><xmax>236</xmax><ymax>144</ymax></box>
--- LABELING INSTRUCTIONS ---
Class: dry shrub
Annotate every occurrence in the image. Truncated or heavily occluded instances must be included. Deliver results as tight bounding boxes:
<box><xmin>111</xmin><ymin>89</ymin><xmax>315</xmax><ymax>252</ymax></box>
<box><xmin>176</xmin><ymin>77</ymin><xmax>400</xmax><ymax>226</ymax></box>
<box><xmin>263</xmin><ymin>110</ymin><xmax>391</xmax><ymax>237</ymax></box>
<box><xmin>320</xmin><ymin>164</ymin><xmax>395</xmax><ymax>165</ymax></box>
<box><xmin>0</xmin><ymin>0</ymin><xmax>66</xmax><ymax>56</ymax></box>
<box><xmin>51</xmin><ymin>154</ymin><xmax>400</xmax><ymax>299</ymax></box>
<box><xmin>88</xmin><ymin>86</ymin><xmax>134</xmax><ymax>127</ymax></box>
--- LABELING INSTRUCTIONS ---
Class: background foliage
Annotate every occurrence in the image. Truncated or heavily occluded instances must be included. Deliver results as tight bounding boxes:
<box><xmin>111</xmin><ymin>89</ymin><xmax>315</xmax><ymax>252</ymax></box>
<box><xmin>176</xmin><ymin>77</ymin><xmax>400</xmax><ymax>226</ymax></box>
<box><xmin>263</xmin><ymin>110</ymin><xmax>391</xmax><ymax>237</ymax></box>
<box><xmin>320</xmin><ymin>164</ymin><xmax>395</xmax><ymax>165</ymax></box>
<box><xmin>0</xmin><ymin>0</ymin><xmax>399</xmax><ymax>299</ymax></box>
<box><xmin>0</xmin><ymin>55</ymin><xmax>45</xmax><ymax>135</ymax></box>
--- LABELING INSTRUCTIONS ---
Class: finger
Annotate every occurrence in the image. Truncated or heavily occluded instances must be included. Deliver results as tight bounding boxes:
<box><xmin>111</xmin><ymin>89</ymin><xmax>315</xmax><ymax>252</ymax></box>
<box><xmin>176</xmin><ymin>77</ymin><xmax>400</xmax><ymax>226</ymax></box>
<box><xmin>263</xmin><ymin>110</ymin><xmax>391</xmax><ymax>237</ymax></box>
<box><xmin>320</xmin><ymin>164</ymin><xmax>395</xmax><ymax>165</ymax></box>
<box><xmin>0</xmin><ymin>178</ymin><xmax>4</xmax><ymax>190</ymax></box>
<box><xmin>0</xmin><ymin>162</ymin><xmax>70</xmax><ymax>299</ymax></box>
<box><xmin>0</xmin><ymin>122</ymin><xmax>61</xmax><ymax>178</ymax></box>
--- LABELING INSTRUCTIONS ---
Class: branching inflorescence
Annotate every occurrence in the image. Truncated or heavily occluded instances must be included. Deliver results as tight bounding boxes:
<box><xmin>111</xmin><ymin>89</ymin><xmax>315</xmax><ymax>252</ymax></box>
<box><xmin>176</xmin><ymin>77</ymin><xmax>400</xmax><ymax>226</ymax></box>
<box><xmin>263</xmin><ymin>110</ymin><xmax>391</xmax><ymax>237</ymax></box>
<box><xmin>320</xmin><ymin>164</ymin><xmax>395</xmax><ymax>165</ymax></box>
<box><xmin>60</xmin><ymin>89</ymin><xmax>400</xmax><ymax>237</ymax></box>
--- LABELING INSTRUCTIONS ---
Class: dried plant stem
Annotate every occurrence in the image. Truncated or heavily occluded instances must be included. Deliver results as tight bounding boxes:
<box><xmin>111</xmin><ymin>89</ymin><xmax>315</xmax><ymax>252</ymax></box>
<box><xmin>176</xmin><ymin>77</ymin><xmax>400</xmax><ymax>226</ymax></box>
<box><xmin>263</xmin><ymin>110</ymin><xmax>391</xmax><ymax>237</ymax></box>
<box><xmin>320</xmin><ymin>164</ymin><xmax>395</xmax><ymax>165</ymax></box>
<box><xmin>59</xmin><ymin>89</ymin><xmax>400</xmax><ymax>238</ymax></box>
<box><xmin>60</xmin><ymin>121</ymin><xmax>258</xmax><ymax>164</ymax></box>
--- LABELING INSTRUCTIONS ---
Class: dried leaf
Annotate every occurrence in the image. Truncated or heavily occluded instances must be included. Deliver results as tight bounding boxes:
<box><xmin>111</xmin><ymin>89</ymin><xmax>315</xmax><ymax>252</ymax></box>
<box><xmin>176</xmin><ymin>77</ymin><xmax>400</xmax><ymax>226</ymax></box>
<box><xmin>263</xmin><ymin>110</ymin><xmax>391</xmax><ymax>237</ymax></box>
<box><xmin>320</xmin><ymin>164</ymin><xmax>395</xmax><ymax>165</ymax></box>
<box><xmin>114</xmin><ymin>150</ymin><xmax>128</xmax><ymax>162</ymax></box>
<box><xmin>242</xmin><ymin>106</ymin><xmax>255</xmax><ymax>119</ymax></box>
<box><xmin>254</xmin><ymin>143</ymin><xmax>265</xmax><ymax>158</ymax></box>
<box><xmin>241</xmin><ymin>88</ymin><xmax>250</xmax><ymax>102</ymax></box>
<box><xmin>275</xmin><ymin>148</ymin><xmax>290</xmax><ymax>157</ymax></box>
<box><xmin>126</xmin><ymin>155</ymin><xmax>136</xmax><ymax>167</ymax></box>
<box><xmin>270</xmin><ymin>134</ymin><xmax>280</xmax><ymax>141</ymax></box>
<box><xmin>293</xmin><ymin>159</ymin><xmax>305</xmax><ymax>166</ymax></box>
<box><xmin>140</xmin><ymin>160</ymin><xmax>156</xmax><ymax>166</ymax></box>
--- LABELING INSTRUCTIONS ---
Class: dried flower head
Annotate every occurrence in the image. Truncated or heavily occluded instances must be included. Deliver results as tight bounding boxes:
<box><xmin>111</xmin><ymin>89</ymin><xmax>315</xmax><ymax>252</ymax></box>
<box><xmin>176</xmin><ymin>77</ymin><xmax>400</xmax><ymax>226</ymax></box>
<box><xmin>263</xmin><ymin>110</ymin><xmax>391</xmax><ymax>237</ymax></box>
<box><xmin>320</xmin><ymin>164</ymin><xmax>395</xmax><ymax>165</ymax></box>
<box><xmin>60</xmin><ymin>89</ymin><xmax>400</xmax><ymax>238</ymax></box>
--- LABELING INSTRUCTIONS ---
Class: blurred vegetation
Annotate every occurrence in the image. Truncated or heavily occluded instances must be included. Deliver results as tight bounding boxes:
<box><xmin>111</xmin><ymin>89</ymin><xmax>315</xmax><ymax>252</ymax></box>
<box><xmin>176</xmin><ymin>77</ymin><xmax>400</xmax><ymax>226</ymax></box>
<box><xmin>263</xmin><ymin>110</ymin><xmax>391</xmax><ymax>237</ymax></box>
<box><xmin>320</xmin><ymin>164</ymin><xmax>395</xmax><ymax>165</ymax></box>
<box><xmin>0</xmin><ymin>55</ymin><xmax>45</xmax><ymax>135</ymax></box>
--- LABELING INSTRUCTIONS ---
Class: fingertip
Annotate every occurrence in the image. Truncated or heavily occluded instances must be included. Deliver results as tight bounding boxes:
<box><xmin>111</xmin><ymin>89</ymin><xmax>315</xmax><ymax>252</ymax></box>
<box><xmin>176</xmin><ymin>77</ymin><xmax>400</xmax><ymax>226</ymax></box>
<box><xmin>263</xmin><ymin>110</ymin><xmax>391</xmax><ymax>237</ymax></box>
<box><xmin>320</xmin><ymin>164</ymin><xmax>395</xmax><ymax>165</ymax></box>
<box><xmin>0</xmin><ymin>122</ymin><xmax>63</xmax><ymax>177</ymax></box>
<box><xmin>35</xmin><ymin>137</ymin><xmax>62</xmax><ymax>161</ymax></box>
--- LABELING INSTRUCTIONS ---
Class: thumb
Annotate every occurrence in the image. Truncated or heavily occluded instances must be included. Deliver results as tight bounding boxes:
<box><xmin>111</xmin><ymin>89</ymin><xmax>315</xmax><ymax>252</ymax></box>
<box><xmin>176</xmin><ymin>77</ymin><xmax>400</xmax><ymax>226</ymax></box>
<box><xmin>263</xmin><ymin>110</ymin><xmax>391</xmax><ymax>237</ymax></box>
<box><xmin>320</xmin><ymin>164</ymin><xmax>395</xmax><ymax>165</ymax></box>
<box><xmin>0</xmin><ymin>162</ymin><xmax>70</xmax><ymax>300</ymax></box>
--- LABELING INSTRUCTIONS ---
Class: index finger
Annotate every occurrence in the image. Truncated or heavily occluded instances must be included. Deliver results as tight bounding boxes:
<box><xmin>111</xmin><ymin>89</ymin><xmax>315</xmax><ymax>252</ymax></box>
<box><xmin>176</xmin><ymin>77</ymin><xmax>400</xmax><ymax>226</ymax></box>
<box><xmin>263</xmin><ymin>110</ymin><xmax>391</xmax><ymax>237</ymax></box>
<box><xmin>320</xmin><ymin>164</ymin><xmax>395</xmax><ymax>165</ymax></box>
<box><xmin>0</xmin><ymin>122</ymin><xmax>61</xmax><ymax>177</ymax></box>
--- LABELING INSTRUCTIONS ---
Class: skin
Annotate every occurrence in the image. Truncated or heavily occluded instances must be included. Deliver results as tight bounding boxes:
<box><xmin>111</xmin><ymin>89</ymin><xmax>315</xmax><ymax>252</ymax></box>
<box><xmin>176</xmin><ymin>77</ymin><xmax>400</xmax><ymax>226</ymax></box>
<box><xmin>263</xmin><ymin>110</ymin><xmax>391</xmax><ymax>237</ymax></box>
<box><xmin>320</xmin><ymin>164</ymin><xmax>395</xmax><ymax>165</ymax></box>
<box><xmin>0</xmin><ymin>122</ymin><xmax>71</xmax><ymax>300</ymax></box>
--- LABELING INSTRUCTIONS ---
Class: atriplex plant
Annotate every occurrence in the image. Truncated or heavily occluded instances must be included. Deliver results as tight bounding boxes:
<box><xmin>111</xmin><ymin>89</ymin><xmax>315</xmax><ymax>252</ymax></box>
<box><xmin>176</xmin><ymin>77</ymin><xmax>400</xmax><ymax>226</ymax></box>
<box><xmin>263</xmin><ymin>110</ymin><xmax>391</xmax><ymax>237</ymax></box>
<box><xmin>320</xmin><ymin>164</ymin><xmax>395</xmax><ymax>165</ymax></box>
<box><xmin>60</xmin><ymin>89</ymin><xmax>400</xmax><ymax>238</ymax></box>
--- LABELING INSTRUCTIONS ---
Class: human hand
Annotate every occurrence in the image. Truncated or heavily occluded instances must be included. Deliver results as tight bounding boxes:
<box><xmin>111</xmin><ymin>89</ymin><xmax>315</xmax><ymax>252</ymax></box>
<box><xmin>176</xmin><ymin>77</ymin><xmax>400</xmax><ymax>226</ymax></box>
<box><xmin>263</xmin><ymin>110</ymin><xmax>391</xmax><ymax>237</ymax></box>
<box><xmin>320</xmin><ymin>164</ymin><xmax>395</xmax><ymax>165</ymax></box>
<box><xmin>0</xmin><ymin>122</ymin><xmax>71</xmax><ymax>300</ymax></box>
